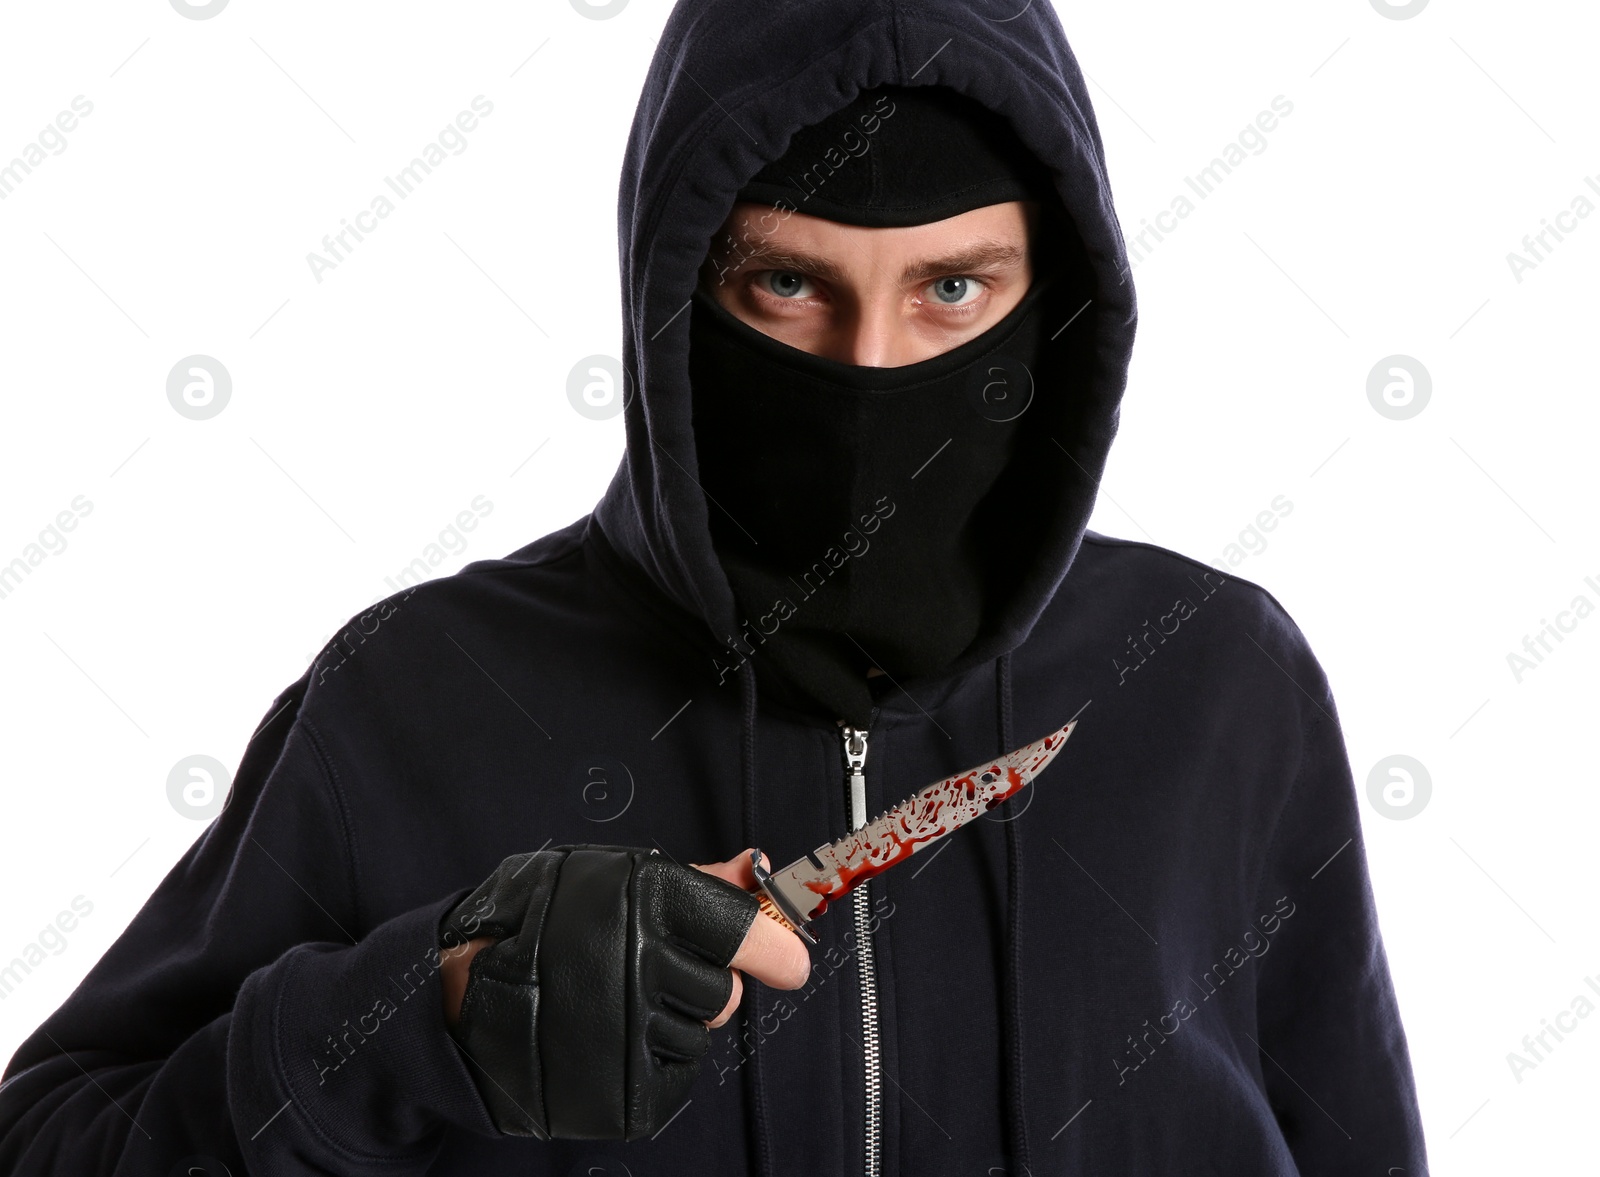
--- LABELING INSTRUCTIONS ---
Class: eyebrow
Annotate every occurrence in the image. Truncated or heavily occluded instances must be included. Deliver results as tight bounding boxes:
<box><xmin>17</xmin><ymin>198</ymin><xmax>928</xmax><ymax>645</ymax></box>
<box><xmin>714</xmin><ymin>237</ymin><xmax>1027</xmax><ymax>286</ymax></box>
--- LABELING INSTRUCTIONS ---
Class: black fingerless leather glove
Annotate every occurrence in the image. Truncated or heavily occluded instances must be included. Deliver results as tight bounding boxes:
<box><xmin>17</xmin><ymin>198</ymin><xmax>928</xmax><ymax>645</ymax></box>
<box><xmin>438</xmin><ymin>844</ymin><xmax>761</xmax><ymax>1141</ymax></box>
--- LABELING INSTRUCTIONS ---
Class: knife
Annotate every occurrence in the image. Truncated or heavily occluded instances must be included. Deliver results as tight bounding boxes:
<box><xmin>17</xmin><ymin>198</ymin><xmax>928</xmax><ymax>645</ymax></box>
<box><xmin>749</xmin><ymin>718</ymin><xmax>1078</xmax><ymax>944</ymax></box>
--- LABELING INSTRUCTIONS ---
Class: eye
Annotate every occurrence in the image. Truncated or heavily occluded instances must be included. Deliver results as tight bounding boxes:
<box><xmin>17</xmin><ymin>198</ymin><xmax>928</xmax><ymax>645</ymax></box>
<box><xmin>756</xmin><ymin>270</ymin><xmax>818</xmax><ymax>300</ymax></box>
<box><xmin>925</xmin><ymin>276</ymin><xmax>984</xmax><ymax>308</ymax></box>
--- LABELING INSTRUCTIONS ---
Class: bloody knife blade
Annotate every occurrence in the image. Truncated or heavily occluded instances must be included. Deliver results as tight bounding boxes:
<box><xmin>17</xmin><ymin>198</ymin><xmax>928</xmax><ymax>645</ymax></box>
<box><xmin>749</xmin><ymin>718</ymin><xmax>1078</xmax><ymax>944</ymax></box>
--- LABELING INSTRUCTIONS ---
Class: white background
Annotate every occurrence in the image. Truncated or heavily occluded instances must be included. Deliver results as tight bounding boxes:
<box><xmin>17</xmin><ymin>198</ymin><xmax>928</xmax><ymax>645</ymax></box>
<box><xmin>0</xmin><ymin>1</ymin><xmax>1595</xmax><ymax>1171</ymax></box>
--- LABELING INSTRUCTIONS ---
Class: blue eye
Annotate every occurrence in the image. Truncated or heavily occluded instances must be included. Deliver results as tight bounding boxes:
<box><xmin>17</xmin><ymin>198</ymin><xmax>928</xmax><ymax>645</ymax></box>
<box><xmin>763</xmin><ymin>271</ymin><xmax>816</xmax><ymax>299</ymax></box>
<box><xmin>929</xmin><ymin>276</ymin><xmax>980</xmax><ymax>306</ymax></box>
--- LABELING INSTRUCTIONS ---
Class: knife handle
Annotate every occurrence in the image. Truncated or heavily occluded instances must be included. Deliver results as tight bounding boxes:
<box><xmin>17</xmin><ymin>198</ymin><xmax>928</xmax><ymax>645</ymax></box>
<box><xmin>749</xmin><ymin>847</ymin><xmax>819</xmax><ymax>945</ymax></box>
<box><xmin>756</xmin><ymin>891</ymin><xmax>801</xmax><ymax>935</ymax></box>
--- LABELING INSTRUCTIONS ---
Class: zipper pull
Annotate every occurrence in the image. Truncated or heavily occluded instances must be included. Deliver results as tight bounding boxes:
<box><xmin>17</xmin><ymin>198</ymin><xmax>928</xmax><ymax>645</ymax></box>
<box><xmin>840</xmin><ymin>722</ymin><xmax>869</xmax><ymax>831</ymax></box>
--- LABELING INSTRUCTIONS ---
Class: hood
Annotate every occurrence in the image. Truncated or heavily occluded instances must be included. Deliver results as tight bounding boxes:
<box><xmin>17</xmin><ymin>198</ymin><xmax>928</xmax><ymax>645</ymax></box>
<box><xmin>592</xmin><ymin>0</ymin><xmax>1138</xmax><ymax>693</ymax></box>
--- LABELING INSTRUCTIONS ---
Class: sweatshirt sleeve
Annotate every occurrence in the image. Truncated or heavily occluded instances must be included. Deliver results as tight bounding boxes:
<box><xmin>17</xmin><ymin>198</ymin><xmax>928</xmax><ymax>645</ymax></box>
<box><xmin>0</xmin><ymin>663</ymin><xmax>500</xmax><ymax>1175</ymax></box>
<box><xmin>1249</xmin><ymin>655</ymin><xmax>1429</xmax><ymax>1174</ymax></box>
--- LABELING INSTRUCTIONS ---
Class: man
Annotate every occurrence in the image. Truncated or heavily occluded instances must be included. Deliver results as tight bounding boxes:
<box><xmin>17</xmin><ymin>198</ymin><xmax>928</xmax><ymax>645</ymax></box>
<box><xmin>0</xmin><ymin>2</ymin><xmax>1428</xmax><ymax>1175</ymax></box>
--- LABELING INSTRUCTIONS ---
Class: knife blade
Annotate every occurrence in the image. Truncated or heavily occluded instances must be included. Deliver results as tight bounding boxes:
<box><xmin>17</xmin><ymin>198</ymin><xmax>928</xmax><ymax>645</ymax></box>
<box><xmin>750</xmin><ymin>717</ymin><xmax>1078</xmax><ymax>943</ymax></box>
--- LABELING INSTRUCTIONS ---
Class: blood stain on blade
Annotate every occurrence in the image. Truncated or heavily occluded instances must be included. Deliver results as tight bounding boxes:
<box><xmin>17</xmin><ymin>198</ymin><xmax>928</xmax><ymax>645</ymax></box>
<box><xmin>803</xmin><ymin>729</ymin><xmax>1068</xmax><ymax>902</ymax></box>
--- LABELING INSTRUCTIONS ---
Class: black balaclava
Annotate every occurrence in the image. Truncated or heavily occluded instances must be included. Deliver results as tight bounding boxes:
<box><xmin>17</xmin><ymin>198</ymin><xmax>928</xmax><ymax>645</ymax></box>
<box><xmin>689</xmin><ymin>84</ymin><xmax>1074</xmax><ymax>728</ymax></box>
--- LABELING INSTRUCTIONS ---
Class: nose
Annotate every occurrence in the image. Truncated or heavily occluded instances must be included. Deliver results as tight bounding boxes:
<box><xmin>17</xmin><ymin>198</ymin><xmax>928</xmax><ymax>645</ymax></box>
<box><xmin>836</xmin><ymin>297</ymin><xmax>915</xmax><ymax>368</ymax></box>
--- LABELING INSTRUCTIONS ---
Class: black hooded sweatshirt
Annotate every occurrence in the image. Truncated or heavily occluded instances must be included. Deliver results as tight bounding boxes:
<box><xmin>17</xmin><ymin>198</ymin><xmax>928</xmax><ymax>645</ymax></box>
<box><xmin>0</xmin><ymin>1</ymin><xmax>1429</xmax><ymax>1174</ymax></box>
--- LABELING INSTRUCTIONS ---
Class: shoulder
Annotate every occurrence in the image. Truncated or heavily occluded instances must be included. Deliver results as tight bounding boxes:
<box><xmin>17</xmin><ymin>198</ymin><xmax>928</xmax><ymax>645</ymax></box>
<box><xmin>455</xmin><ymin>511</ymin><xmax>589</xmax><ymax>583</ymax></box>
<box><xmin>1075</xmin><ymin>531</ymin><xmax>1304</xmax><ymax>630</ymax></box>
<box><xmin>1066</xmin><ymin>530</ymin><xmax>1330</xmax><ymax>699</ymax></box>
<box><xmin>298</xmin><ymin>514</ymin><xmax>591</xmax><ymax>709</ymax></box>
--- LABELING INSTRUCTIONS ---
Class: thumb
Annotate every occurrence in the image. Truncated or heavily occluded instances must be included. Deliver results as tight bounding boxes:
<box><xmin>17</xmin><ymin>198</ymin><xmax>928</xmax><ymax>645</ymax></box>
<box><xmin>690</xmin><ymin>847</ymin><xmax>768</xmax><ymax>892</ymax></box>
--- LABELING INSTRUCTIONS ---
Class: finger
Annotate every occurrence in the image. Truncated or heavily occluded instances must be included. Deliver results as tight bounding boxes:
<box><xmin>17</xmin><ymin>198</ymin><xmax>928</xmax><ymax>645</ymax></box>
<box><xmin>708</xmin><ymin>969</ymin><xmax>743</xmax><ymax>1029</ymax></box>
<box><xmin>727</xmin><ymin>899</ymin><xmax>811</xmax><ymax>990</ymax></box>
<box><xmin>688</xmin><ymin>850</ymin><xmax>809</xmax><ymax>989</ymax></box>
<box><xmin>644</xmin><ymin>1008</ymin><xmax>710</xmax><ymax>1065</ymax></box>
<box><xmin>690</xmin><ymin>848</ymin><xmax>769</xmax><ymax>892</ymax></box>
<box><xmin>649</xmin><ymin>942</ymin><xmax>735</xmax><ymax>1023</ymax></box>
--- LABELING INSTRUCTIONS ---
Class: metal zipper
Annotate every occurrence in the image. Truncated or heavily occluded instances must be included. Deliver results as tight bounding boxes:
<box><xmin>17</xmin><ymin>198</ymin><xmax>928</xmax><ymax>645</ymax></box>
<box><xmin>840</xmin><ymin>721</ymin><xmax>882</xmax><ymax>1177</ymax></box>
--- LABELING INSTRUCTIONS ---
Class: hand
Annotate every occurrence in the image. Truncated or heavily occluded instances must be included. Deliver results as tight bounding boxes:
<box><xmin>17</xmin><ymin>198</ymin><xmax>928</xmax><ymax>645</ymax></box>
<box><xmin>441</xmin><ymin>848</ymin><xmax>807</xmax><ymax>1030</ymax></box>
<box><xmin>436</xmin><ymin>843</ymin><xmax>810</xmax><ymax>1141</ymax></box>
